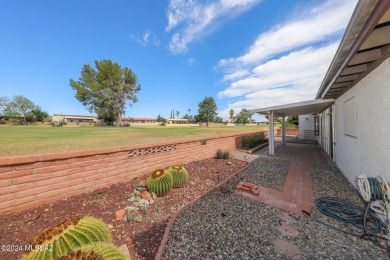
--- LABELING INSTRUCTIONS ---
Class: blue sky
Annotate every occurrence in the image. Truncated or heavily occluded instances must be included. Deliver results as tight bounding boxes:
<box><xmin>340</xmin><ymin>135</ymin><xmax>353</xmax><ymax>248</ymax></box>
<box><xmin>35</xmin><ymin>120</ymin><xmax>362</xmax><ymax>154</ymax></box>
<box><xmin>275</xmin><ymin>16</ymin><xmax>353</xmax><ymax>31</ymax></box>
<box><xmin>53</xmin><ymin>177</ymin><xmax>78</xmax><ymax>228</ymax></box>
<box><xmin>0</xmin><ymin>0</ymin><xmax>357</xmax><ymax>120</ymax></box>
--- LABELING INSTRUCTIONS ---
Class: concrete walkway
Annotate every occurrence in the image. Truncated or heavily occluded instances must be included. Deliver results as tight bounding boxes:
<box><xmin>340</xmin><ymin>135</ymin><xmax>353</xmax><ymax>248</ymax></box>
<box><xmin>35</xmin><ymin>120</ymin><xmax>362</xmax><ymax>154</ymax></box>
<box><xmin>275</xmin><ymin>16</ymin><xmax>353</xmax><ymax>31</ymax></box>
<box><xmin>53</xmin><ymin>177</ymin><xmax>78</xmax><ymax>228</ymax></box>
<box><xmin>234</xmin><ymin>141</ymin><xmax>333</xmax><ymax>215</ymax></box>
<box><xmin>253</xmin><ymin>142</ymin><xmax>333</xmax><ymax>165</ymax></box>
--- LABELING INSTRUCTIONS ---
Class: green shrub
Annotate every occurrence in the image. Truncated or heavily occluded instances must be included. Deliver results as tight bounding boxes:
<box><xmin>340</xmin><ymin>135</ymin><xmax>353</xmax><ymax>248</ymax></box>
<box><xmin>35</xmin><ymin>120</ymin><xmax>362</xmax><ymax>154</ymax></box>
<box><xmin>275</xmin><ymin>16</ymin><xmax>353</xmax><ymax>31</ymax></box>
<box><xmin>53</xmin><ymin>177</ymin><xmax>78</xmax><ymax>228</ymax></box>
<box><xmin>285</xmin><ymin>122</ymin><xmax>297</xmax><ymax>129</ymax></box>
<box><xmin>242</xmin><ymin>132</ymin><xmax>267</xmax><ymax>150</ymax></box>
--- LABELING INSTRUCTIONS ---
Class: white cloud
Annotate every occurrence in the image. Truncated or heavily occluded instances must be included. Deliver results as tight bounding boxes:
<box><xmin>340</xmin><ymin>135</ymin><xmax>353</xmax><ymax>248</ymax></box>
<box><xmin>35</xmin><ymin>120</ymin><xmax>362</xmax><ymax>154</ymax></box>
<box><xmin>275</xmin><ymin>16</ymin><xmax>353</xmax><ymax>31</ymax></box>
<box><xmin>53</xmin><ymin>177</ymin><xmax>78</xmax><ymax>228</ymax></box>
<box><xmin>219</xmin><ymin>43</ymin><xmax>339</xmax><ymax>98</ymax></box>
<box><xmin>222</xmin><ymin>70</ymin><xmax>250</xmax><ymax>81</ymax></box>
<box><xmin>187</xmin><ymin>57</ymin><xmax>197</xmax><ymax>66</ymax></box>
<box><xmin>217</xmin><ymin>44</ymin><xmax>339</xmax><ymax>118</ymax></box>
<box><xmin>216</xmin><ymin>0</ymin><xmax>357</xmax><ymax>119</ymax></box>
<box><xmin>166</xmin><ymin>0</ymin><xmax>262</xmax><ymax>54</ymax></box>
<box><xmin>217</xmin><ymin>0</ymin><xmax>356</xmax><ymax>68</ymax></box>
<box><xmin>130</xmin><ymin>31</ymin><xmax>161</xmax><ymax>47</ymax></box>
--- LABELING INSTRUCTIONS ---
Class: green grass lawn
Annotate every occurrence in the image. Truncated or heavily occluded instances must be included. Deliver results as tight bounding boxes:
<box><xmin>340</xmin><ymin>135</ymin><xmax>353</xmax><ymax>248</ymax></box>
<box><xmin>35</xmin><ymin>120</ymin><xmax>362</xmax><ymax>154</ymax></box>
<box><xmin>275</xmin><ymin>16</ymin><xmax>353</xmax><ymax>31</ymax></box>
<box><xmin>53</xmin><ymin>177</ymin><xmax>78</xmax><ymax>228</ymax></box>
<box><xmin>0</xmin><ymin>124</ymin><xmax>272</xmax><ymax>157</ymax></box>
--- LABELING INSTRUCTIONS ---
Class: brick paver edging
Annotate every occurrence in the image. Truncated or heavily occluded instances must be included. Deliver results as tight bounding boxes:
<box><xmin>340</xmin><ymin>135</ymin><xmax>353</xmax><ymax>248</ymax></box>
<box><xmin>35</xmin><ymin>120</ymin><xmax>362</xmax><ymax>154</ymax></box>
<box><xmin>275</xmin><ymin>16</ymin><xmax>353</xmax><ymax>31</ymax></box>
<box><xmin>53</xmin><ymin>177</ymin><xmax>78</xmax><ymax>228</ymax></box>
<box><xmin>235</xmin><ymin>160</ymin><xmax>315</xmax><ymax>215</ymax></box>
<box><xmin>154</xmin><ymin>163</ymin><xmax>251</xmax><ymax>260</ymax></box>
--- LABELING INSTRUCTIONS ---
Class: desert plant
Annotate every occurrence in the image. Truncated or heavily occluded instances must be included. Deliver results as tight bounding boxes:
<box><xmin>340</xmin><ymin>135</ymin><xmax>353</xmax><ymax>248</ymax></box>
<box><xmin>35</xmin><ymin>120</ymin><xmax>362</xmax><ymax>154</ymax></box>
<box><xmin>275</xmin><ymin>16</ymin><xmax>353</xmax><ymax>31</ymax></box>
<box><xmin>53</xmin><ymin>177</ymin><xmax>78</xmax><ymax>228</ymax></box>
<box><xmin>57</xmin><ymin>242</ymin><xmax>126</xmax><ymax>260</ymax></box>
<box><xmin>21</xmin><ymin>215</ymin><xmax>111</xmax><ymax>260</ymax></box>
<box><xmin>216</xmin><ymin>149</ymin><xmax>224</xmax><ymax>159</ymax></box>
<box><xmin>167</xmin><ymin>165</ymin><xmax>188</xmax><ymax>188</ymax></box>
<box><xmin>222</xmin><ymin>150</ymin><xmax>230</xmax><ymax>159</ymax></box>
<box><xmin>147</xmin><ymin>169</ymin><xmax>173</xmax><ymax>196</ymax></box>
<box><xmin>242</xmin><ymin>133</ymin><xmax>267</xmax><ymax>149</ymax></box>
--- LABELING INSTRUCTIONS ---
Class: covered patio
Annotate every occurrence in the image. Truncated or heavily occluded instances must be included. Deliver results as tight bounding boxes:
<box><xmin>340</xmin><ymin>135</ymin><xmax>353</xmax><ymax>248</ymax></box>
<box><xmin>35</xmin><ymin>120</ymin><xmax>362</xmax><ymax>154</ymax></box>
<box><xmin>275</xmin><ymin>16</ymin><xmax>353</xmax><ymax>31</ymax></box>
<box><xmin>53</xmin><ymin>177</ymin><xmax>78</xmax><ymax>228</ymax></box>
<box><xmin>254</xmin><ymin>142</ymin><xmax>333</xmax><ymax>165</ymax></box>
<box><xmin>249</xmin><ymin>99</ymin><xmax>334</xmax><ymax>156</ymax></box>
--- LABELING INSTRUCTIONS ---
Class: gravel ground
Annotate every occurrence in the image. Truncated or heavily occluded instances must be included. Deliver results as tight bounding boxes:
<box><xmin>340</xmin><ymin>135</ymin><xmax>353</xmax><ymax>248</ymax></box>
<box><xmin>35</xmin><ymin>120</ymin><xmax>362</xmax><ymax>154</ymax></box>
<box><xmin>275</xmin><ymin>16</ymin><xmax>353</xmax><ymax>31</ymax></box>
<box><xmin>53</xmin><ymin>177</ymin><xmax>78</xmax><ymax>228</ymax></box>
<box><xmin>164</xmin><ymin>157</ymin><xmax>390</xmax><ymax>259</ymax></box>
<box><xmin>230</xmin><ymin>150</ymin><xmax>259</xmax><ymax>163</ymax></box>
<box><xmin>227</xmin><ymin>156</ymin><xmax>290</xmax><ymax>191</ymax></box>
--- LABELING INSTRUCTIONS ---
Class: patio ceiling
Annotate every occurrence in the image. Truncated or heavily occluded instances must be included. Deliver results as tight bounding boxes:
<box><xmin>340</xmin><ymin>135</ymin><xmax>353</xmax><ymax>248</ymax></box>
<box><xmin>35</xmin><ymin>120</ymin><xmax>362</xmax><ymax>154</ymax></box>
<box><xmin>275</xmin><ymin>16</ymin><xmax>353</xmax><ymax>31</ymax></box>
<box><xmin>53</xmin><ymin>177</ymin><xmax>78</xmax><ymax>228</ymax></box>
<box><xmin>316</xmin><ymin>0</ymin><xmax>390</xmax><ymax>99</ymax></box>
<box><xmin>249</xmin><ymin>99</ymin><xmax>335</xmax><ymax>117</ymax></box>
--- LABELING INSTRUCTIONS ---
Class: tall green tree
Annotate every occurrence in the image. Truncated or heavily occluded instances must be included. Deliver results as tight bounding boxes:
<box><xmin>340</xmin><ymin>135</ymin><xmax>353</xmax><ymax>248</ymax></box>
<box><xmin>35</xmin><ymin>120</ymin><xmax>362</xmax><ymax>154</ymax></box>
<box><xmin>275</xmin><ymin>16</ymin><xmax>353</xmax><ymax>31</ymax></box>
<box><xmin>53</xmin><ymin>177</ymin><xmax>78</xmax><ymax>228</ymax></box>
<box><xmin>5</xmin><ymin>95</ymin><xmax>36</xmax><ymax>124</ymax></box>
<box><xmin>26</xmin><ymin>107</ymin><xmax>50</xmax><ymax>122</ymax></box>
<box><xmin>0</xmin><ymin>96</ymin><xmax>9</xmax><ymax>115</ymax></box>
<box><xmin>265</xmin><ymin>115</ymin><xmax>282</xmax><ymax>124</ymax></box>
<box><xmin>235</xmin><ymin>108</ymin><xmax>253</xmax><ymax>125</ymax></box>
<box><xmin>156</xmin><ymin>114</ymin><xmax>167</xmax><ymax>123</ymax></box>
<box><xmin>287</xmin><ymin>115</ymin><xmax>299</xmax><ymax>127</ymax></box>
<box><xmin>182</xmin><ymin>114</ymin><xmax>194</xmax><ymax>122</ymax></box>
<box><xmin>229</xmin><ymin>109</ymin><xmax>234</xmax><ymax>123</ymax></box>
<box><xmin>175</xmin><ymin>110</ymin><xmax>180</xmax><ymax>119</ymax></box>
<box><xmin>70</xmin><ymin>60</ymin><xmax>141</xmax><ymax>126</ymax></box>
<box><xmin>214</xmin><ymin>116</ymin><xmax>224</xmax><ymax>123</ymax></box>
<box><xmin>197</xmin><ymin>97</ymin><xmax>217</xmax><ymax>127</ymax></box>
<box><xmin>194</xmin><ymin>114</ymin><xmax>203</xmax><ymax>123</ymax></box>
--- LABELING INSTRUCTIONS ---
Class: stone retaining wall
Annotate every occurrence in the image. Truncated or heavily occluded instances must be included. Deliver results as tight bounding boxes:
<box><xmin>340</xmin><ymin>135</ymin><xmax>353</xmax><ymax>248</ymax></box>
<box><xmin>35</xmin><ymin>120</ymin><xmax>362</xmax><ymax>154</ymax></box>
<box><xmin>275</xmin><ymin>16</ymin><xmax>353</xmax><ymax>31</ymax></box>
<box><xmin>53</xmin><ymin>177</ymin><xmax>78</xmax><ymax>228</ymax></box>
<box><xmin>0</xmin><ymin>131</ymin><xmax>265</xmax><ymax>216</ymax></box>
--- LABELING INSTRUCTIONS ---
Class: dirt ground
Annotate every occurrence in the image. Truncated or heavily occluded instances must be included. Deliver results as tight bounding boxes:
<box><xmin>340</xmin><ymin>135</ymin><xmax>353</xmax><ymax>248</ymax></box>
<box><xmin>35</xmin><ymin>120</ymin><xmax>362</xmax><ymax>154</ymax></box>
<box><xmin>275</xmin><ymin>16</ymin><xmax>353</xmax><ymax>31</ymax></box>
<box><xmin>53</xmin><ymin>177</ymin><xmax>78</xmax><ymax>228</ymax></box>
<box><xmin>0</xmin><ymin>158</ymin><xmax>247</xmax><ymax>260</ymax></box>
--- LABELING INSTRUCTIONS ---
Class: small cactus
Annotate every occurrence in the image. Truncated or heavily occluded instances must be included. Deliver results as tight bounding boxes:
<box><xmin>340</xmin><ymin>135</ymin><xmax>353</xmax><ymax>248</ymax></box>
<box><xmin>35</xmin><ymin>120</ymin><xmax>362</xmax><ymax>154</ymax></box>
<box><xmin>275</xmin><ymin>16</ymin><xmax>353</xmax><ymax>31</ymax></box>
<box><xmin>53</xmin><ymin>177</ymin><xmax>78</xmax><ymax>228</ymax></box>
<box><xmin>222</xmin><ymin>150</ymin><xmax>230</xmax><ymax>159</ymax></box>
<box><xmin>57</xmin><ymin>242</ymin><xmax>126</xmax><ymax>260</ymax></box>
<box><xmin>147</xmin><ymin>169</ymin><xmax>173</xmax><ymax>196</ymax></box>
<box><xmin>216</xmin><ymin>149</ymin><xmax>224</xmax><ymax>159</ymax></box>
<box><xmin>167</xmin><ymin>165</ymin><xmax>188</xmax><ymax>188</ymax></box>
<box><xmin>22</xmin><ymin>215</ymin><xmax>111</xmax><ymax>260</ymax></box>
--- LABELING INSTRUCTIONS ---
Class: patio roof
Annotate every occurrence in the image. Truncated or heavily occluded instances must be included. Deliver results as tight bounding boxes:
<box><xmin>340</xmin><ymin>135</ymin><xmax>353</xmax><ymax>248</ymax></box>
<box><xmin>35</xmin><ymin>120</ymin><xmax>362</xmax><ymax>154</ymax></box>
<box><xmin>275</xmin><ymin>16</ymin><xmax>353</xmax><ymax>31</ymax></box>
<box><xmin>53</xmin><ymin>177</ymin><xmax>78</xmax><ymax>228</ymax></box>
<box><xmin>316</xmin><ymin>0</ymin><xmax>390</xmax><ymax>99</ymax></box>
<box><xmin>249</xmin><ymin>99</ymin><xmax>335</xmax><ymax>117</ymax></box>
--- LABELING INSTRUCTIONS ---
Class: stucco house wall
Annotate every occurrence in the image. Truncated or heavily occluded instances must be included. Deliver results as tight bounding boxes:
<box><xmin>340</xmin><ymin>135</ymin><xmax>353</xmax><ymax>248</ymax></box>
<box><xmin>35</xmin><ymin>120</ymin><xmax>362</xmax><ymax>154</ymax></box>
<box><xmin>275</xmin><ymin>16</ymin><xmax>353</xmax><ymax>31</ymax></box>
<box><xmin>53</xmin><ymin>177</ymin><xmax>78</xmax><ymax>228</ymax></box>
<box><xmin>334</xmin><ymin>58</ymin><xmax>390</xmax><ymax>188</ymax></box>
<box><xmin>298</xmin><ymin>114</ymin><xmax>315</xmax><ymax>140</ymax></box>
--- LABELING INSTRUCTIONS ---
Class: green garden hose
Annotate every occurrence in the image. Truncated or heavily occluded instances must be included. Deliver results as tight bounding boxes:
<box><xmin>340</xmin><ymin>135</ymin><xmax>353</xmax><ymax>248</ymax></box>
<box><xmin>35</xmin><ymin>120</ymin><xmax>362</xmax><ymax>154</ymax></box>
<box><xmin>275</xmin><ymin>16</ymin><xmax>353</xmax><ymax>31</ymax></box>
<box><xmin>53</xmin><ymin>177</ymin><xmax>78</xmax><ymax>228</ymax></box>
<box><xmin>311</xmin><ymin>197</ymin><xmax>390</xmax><ymax>251</ymax></box>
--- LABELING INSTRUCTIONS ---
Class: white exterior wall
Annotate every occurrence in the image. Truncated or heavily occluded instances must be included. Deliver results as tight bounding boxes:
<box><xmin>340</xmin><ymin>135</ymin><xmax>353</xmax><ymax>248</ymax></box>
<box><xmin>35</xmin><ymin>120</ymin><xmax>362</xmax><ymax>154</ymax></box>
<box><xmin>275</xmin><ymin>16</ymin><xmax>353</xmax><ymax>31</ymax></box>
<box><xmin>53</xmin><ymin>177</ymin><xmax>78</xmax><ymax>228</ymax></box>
<box><xmin>335</xmin><ymin>58</ymin><xmax>390</xmax><ymax>187</ymax></box>
<box><xmin>298</xmin><ymin>115</ymin><xmax>315</xmax><ymax>139</ymax></box>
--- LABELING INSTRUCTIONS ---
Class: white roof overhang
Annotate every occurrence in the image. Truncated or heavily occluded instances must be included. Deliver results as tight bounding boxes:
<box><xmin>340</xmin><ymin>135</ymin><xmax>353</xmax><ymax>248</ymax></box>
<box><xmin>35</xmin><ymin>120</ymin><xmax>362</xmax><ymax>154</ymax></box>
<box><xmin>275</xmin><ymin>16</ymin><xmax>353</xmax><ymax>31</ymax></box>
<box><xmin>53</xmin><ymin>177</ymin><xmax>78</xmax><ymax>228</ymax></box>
<box><xmin>316</xmin><ymin>0</ymin><xmax>390</xmax><ymax>99</ymax></box>
<box><xmin>249</xmin><ymin>99</ymin><xmax>335</xmax><ymax>117</ymax></box>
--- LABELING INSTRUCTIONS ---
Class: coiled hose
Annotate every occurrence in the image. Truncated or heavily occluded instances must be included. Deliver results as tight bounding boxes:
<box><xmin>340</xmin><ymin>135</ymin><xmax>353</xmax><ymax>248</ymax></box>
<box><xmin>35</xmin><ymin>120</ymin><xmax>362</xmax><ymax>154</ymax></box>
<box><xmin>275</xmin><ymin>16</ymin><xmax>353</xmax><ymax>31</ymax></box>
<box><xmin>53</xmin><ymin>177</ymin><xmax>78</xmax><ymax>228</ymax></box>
<box><xmin>358</xmin><ymin>173</ymin><xmax>390</xmax><ymax>202</ymax></box>
<box><xmin>312</xmin><ymin>197</ymin><xmax>389</xmax><ymax>250</ymax></box>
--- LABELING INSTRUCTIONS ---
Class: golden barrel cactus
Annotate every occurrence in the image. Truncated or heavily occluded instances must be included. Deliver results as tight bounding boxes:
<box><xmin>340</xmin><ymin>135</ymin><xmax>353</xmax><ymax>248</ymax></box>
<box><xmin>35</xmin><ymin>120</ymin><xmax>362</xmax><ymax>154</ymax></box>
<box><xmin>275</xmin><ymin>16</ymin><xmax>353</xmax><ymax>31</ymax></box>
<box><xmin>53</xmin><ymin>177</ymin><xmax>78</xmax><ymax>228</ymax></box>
<box><xmin>22</xmin><ymin>215</ymin><xmax>111</xmax><ymax>260</ymax></box>
<box><xmin>57</xmin><ymin>242</ymin><xmax>126</xmax><ymax>260</ymax></box>
<box><xmin>167</xmin><ymin>165</ymin><xmax>188</xmax><ymax>188</ymax></box>
<box><xmin>147</xmin><ymin>169</ymin><xmax>173</xmax><ymax>196</ymax></box>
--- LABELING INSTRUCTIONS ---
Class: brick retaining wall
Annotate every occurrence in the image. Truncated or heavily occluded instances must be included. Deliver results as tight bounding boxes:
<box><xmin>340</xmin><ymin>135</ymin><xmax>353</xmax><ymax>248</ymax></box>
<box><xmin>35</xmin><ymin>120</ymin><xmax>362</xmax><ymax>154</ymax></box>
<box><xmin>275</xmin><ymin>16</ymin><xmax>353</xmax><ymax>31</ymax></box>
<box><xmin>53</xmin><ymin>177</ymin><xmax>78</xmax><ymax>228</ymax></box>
<box><xmin>276</xmin><ymin>128</ymin><xmax>299</xmax><ymax>136</ymax></box>
<box><xmin>0</xmin><ymin>131</ymin><xmax>265</xmax><ymax>216</ymax></box>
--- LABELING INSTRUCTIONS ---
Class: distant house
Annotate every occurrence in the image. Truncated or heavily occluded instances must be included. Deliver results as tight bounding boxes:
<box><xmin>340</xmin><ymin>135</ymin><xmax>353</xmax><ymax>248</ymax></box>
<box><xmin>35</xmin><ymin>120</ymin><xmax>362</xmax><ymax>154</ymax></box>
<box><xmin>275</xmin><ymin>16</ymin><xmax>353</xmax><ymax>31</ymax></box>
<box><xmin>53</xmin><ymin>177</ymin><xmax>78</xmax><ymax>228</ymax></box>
<box><xmin>52</xmin><ymin>114</ymin><xmax>101</xmax><ymax>124</ymax></box>
<box><xmin>121</xmin><ymin>118</ymin><xmax>157</xmax><ymax>123</ymax></box>
<box><xmin>250</xmin><ymin>0</ymin><xmax>390</xmax><ymax>187</ymax></box>
<box><xmin>167</xmin><ymin>119</ymin><xmax>189</xmax><ymax>124</ymax></box>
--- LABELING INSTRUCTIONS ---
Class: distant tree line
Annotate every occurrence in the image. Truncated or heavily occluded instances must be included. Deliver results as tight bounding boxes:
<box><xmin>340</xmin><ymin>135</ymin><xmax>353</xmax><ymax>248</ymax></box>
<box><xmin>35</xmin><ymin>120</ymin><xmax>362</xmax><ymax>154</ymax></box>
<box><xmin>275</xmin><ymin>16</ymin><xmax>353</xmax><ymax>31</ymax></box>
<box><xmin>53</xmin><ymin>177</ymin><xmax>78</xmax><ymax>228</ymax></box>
<box><xmin>0</xmin><ymin>95</ymin><xmax>50</xmax><ymax>124</ymax></box>
<box><xmin>159</xmin><ymin>97</ymin><xmax>250</xmax><ymax>127</ymax></box>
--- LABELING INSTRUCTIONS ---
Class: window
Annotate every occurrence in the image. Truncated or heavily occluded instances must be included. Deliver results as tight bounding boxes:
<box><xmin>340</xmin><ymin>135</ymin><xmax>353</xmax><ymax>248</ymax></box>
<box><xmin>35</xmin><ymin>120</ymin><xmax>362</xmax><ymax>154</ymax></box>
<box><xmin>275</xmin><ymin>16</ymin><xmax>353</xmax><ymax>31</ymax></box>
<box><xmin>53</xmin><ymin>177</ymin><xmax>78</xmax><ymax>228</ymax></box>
<box><xmin>314</xmin><ymin>116</ymin><xmax>319</xmax><ymax>136</ymax></box>
<box><xmin>343</xmin><ymin>96</ymin><xmax>356</xmax><ymax>137</ymax></box>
